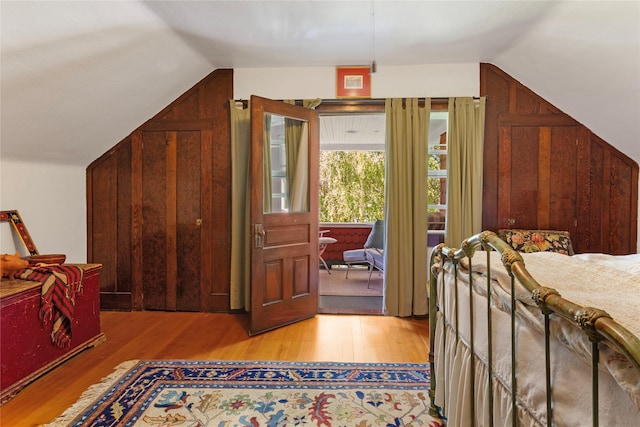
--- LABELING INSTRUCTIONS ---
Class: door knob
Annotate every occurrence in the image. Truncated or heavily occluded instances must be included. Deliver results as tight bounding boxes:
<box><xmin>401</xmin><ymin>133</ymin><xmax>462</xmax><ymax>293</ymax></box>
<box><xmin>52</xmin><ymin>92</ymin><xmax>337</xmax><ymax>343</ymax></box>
<box><xmin>195</xmin><ymin>219</ymin><xmax>202</xmax><ymax>226</ymax></box>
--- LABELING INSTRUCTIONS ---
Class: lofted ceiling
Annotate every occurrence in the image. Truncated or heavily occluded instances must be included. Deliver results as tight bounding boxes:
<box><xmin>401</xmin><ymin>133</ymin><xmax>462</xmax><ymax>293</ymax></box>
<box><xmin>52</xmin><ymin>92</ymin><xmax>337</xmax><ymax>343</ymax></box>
<box><xmin>1</xmin><ymin>1</ymin><xmax>639</xmax><ymax>165</ymax></box>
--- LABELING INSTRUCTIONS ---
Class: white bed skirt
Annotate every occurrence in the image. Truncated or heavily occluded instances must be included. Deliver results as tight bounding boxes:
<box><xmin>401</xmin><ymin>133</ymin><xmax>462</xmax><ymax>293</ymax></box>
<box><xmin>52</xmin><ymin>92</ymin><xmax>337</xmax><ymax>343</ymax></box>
<box><xmin>433</xmin><ymin>290</ymin><xmax>639</xmax><ymax>426</ymax></box>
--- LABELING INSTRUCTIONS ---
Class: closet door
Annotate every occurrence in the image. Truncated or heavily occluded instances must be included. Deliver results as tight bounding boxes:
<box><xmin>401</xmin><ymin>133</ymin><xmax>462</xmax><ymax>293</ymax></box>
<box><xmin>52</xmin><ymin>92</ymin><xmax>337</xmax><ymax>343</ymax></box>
<box><xmin>497</xmin><ymin>124</ymin><xmax>583</xmax><ymax>239</ymax></box>
<box><xmin>141</xmin><ymin>130</ymin><xmax>202</xmax><ymax>311</ymax></box>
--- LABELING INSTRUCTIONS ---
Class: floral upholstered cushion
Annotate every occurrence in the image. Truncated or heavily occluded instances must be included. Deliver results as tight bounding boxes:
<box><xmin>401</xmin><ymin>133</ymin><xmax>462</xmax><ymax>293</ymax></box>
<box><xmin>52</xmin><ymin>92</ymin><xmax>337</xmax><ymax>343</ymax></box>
<box><xmin>497</xmin><ymin>229</ymin><xmax>575</xmax><ymax>256</ymax></box>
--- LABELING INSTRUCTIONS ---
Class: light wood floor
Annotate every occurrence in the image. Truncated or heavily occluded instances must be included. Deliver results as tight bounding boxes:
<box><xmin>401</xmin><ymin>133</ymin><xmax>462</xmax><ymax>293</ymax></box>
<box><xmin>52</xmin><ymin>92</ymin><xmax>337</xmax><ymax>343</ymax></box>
<box><xmin>0</xmin><ymin>311</ymin><xmax>430</xmax><ymax>426</ymax></box>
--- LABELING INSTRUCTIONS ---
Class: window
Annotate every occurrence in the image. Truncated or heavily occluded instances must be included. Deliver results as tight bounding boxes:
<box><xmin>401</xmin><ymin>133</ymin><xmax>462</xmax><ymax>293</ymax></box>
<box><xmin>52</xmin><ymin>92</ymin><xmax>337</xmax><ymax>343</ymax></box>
<box><xmin>427</xmin><ymin>111</ymin><xmax>448</xmax><ymax>239</ymax></box>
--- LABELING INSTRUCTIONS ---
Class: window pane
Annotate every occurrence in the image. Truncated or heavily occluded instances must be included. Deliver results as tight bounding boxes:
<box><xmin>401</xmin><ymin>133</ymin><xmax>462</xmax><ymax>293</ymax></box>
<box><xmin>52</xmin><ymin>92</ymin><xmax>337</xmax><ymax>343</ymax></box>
<box><xmin>428</xmin><ymin>111</ymin><xmax>448</xmax><ymax>216</ymax></box>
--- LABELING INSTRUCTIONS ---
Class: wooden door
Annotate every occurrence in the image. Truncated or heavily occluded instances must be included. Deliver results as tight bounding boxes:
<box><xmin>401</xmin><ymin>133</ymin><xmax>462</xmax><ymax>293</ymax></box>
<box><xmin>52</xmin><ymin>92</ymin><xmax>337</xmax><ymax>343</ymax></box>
<box><xmin>141</xmin><ymin>130</ymin><xmax>202</xmax><ymax>311</ymax></box>
<box><xmin>249</xmin><ymin>96</ymin><xmax>319</xmax><ymax>335</ymax></box>
<box><xmin>498</xmin><ymin>124</ymin><xmax>582</xmax><ymax>237</ymax></box>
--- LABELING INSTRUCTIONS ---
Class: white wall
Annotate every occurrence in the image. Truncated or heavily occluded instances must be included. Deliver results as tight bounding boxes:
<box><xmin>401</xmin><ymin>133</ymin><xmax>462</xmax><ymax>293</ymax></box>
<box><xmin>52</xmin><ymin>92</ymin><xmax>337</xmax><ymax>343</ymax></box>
<box><xmin>234</xmin><ymin>63</ymin><xmax>479</xmax><ymax>100</ymax></box>
<box><xmin>1</xmin><ymin>159</ymin><xmax>87</xmax><ymax>262</ymax></box>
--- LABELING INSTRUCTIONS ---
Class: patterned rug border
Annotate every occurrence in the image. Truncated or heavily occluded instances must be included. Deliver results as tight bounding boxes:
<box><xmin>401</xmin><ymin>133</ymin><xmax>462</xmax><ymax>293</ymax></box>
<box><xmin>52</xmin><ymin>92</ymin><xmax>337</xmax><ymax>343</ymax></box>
<box><xmin>46</xmin><ymin>360</ymin><xmax>436</xmax><ymax>426</ymax></box>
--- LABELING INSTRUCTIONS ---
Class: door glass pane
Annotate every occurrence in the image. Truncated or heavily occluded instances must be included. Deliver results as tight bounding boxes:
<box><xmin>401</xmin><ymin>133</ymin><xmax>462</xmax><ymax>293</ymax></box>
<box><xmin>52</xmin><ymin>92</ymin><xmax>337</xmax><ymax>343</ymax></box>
<box><xmin>264</xmin><ymin>113</ymin><xmax>309</xmax><ymax>213</ymax></box>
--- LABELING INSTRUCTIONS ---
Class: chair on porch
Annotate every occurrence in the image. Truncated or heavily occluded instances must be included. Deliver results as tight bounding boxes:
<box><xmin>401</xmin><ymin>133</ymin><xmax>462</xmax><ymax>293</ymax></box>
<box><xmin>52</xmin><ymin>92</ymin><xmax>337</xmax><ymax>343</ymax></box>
<box><xmin>342</xmin><ymin>219</ymin><xmax>384</xmax><ymax>287</ymax></box>
<box><xmin>343</xmin><ymin>248</ymin><xmax>368</xmax><ymax>279</ymax></box>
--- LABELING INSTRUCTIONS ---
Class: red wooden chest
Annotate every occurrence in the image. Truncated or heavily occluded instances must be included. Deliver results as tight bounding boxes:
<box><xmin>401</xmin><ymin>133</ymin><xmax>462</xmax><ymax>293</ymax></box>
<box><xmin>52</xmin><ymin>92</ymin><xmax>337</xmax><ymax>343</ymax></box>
<box><xmin>0</xmin><ymin>264</ymin><xmax>105</xmax><ymax>403</ymax></box>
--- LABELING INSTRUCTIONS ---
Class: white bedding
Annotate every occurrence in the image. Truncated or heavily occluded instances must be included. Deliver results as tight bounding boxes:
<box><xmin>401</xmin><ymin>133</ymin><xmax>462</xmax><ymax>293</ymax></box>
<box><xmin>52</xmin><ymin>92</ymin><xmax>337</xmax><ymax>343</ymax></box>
<box><xmin>461</xmin><ymin>251</ymin><xmax>640</xmax><ymax>341</ymax></box>
<box><xmin>432</xmin><ymin>250</ymin><xmax>640</xmax><ymax>426</ymax></box>
<box><xmin>573</xmin><ymin>252</ymin><xmax>640</xmax><ymax>276</ymax></box>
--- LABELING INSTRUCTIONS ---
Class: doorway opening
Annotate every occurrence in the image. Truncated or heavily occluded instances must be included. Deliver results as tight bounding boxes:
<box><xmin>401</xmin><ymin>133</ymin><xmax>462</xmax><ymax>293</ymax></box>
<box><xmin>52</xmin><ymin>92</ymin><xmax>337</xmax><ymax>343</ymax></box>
<box><xmin>315</xmin><ymin>101</ymin><xmax>450</xmax><ymax>315</ymax></box>
<box><xmin>317</xmin><ymin>111</ymin><xmax>385</xmax><ymax>314</ymax></box>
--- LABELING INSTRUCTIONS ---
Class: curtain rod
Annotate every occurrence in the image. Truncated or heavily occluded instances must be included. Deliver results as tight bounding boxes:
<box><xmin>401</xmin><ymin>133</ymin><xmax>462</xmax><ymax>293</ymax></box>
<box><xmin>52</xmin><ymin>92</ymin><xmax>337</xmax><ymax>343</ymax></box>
<box><xmin>230</xmin><ymin>96</ymin><xmax>483</xmax><ymax>108</ymax></box>
<box><xmin>320</xmin><ymin>96</ymin><xmax>483</xmax><ymax>104</ymax></box>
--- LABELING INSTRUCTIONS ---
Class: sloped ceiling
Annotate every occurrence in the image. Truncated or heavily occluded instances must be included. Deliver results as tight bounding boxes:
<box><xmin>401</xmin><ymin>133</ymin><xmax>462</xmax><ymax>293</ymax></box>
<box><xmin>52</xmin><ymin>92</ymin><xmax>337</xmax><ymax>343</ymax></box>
<box><xmin>2</xmin><ymin>1</ymin><xmax>638</xmax><ymax>165</ymax></box>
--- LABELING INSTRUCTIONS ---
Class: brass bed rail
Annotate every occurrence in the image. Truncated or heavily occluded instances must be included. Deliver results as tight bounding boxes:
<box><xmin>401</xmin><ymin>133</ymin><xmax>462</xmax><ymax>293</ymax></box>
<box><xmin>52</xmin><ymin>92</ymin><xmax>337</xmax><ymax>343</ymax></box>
<box><xmin>428</xmin><ymin>230</ymin><xmax>640</xmax><ymax>426</ymax></box>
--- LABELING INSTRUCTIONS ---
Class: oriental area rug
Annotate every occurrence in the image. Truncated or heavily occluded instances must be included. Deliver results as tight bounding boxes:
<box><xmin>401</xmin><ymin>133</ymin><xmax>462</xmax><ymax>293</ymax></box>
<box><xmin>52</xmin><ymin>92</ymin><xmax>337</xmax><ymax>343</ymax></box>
<box><xmin>46</xmin><ymin>360</ymin><xmax>444</xmax><ymax>427</ymax></box>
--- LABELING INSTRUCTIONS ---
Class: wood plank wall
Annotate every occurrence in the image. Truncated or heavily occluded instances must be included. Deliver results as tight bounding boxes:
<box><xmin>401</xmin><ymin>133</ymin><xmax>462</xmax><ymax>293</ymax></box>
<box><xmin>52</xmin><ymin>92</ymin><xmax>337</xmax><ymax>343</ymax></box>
<box><xmin>87</xmin><ymin>69</ymin><xmax>233</xmax><ymax>311</ymax></box>
<box><xmin>481</xmin><ymin>63</ymin><xmax>638</xmax><ymax>254</ymax></box>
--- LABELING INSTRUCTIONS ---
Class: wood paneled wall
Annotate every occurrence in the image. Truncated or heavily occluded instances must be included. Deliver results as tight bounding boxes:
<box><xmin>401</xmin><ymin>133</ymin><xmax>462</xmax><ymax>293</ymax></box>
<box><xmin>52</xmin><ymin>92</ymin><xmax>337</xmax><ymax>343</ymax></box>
<box><xmin>481</xmin><ymin>63</ymin><xmax>638</xmax><ymax>254</ymax></box>
<box><xmin>87</xmin><ymin>69</ymin><xmax>233</xmax><ymax>311</ymax></box>
<box><xmin>88</xmin><ymin>65</ymin><xmax>637</xmax><ymax>312</ymax></box>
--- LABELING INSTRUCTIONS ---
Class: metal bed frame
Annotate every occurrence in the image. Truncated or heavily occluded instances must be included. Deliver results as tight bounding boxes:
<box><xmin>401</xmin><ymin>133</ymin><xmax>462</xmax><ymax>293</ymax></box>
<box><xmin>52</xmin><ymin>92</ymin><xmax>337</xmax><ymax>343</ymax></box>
<box><xmin>427</xmin><ymin>231</ymin><xmax>640</xmax><ymax>426</ymax></box>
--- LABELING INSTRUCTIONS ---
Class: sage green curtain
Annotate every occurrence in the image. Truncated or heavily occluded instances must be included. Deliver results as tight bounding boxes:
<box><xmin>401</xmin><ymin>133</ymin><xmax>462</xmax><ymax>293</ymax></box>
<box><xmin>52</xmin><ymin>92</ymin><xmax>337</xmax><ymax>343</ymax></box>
<box><xmin>284</xmin><ymin>101</ymin><xmax>302</xmax><ymax>211</ymax></box>
<box><xmin>445</xmin><ymin>97</ymin><xmax>486</xmax><ymax>248</ymax></box>
<box><xmin>284</xmin><ymin>99</ymin><xmax>321</xmax><ymax>212</ymax></box>
<box><xmin>289</xmin><ymin>122</ymin><xmax>309</xmax><ymax>212</ymax></box>
<box><xmin>229</xmin><ymin>100</ymin><xmax>251</xmax><ymax>310</ymax></box>
<box><xmin>384</xmin><ymin>98</ymin><xmax>430</xmax><ymax>316</ymax></box>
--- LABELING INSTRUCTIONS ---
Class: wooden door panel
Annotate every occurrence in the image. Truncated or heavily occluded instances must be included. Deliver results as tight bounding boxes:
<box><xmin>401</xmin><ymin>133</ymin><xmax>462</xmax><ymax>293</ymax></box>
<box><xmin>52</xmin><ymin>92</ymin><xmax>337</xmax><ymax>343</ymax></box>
<box><xmin>263</xmin><ymin>259</ymin><xmax>284</xmax><ymax>303</ymax></box>
<box><xmin>90</xmin><ymin>155</ymin><xmax>117</xmax><ymax>295</ymax></box>
<box><xmin>292</xmin><ymin>256</ymin><xmax>311</xmax><ymax>296</ymax></box>
<box><xmin>142</xmin><ymin>132</ymin><xmax>169</xmax><ymax>310</ymax></box>
<box><xmin>141</xmin><ymin>130</ymin><xmax>204</xmax><ymax>311</ymax></box>
<box><xmin>508</xmin><ymin>126</ymin><xmax>539</xmax><ymax>229</ymax></box>
<box><xmin>609</xmin><ymin>155</ymin><xmax>636</xmax><ymax>253</ymax></box>
<box><xmin>91</xmin><ymin>142</ymin><xmax>134</xmax><ymax>310</ymax></box>
<box><xmin>497</xmin><ymin>126</ymin><xmax>511</xmax><ymax>228</ymax></box>
<box><xmin>115</xmin><ymin>142</ymin><xmax>133</xmax><ymax>298</ymax></box>
<box><xmin>264</xmin><ymin>224</ymin><xmax>309</xmax><ymax>246</ymax></box>
<box><xmin>548</xmin><ymin>126</ymin><xmax>578</xmax><ymax>235</ymax></box>
<box><xmin>258</xmin><ymin>254</ymin><xmax>314</xmax><ymax>326</ymax></box>
<box><xmin>262</xmin><ymin>245</ymin><xmax>312</xmax><ymax>299</ymax></box>
<box><xmin>176</xmin><ymin>131</ymin><xmax>202</xmax><ymax>311</ymax></box>
<box><xmin>584</xmin><ymin>137</ymin><xmax>638</xmax><ymax>254</ymax></box>
<box><xmin>250</xmin><ymin>96</ymin><xmax>319</xmax><ymax>335</ymax></box>
<box><xmin>588</xmin><ymin>142</ymin><xmax>605</xmax><ymax>250</ymax></box>
<box><xmin>499</xmin><ymin>124</ymin><xmax>580</xmax><ymax>236</ymax></box>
